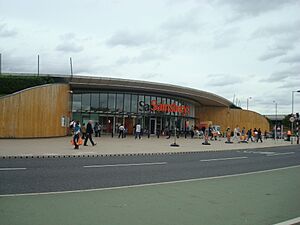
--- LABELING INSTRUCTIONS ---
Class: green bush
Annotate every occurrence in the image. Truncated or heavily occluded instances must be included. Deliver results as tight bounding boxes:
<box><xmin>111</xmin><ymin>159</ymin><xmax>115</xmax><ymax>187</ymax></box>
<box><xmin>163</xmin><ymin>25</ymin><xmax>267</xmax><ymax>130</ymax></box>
<box><xmin>0</xmin><ymin>75</ymin><xmax>54</xmax><ymax>95</ymax></box>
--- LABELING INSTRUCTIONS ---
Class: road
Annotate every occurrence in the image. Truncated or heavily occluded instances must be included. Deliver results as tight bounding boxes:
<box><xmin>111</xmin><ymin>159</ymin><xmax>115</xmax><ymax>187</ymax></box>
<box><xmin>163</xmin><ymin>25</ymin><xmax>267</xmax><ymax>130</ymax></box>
<box><xmin>0</xmin><ymin>145</ymin><xmax>300</xmax><ymax>195</ymax></box>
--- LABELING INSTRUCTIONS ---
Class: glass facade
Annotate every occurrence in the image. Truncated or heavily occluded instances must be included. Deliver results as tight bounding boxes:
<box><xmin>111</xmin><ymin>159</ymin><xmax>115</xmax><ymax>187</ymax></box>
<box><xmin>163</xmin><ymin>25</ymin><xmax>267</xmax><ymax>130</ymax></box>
<box><xmin>72</xmin><ymin>91</ymin><xmax>196</xmax><ymax>135</ymax></box>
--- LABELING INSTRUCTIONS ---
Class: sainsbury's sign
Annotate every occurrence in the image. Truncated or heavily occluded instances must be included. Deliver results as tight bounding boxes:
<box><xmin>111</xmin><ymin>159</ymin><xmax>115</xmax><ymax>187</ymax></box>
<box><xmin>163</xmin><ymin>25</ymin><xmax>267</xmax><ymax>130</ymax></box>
<box><xmin>139</xmin><ymin>100</ymin><xmax>190</xmax><ymax>116</ymax></box>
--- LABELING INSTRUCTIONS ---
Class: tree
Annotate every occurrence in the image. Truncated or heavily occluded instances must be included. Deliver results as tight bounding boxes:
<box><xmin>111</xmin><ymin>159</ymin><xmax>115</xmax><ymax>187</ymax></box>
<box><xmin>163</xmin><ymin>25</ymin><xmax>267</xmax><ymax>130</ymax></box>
<box><xmin>282</xmin><ymin>114</ymin><xmax>293</xmax><ymax>130</ymax></box>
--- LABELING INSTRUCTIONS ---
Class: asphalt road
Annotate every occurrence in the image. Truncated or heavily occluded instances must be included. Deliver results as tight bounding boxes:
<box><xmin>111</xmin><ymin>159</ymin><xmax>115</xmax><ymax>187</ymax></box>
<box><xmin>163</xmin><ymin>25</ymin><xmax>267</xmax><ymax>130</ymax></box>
<box><xmin>0</xmin><ymin>145</ymin><xmax>300</xmax><ymax>195</ymax></box>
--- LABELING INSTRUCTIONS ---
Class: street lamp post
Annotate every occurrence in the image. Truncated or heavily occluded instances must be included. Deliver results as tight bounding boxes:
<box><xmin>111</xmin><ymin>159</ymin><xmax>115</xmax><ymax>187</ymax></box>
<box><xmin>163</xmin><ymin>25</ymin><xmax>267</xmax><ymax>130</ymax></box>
<box><xmin>292</xmin><ymin>90</ymin><xmax>300</xmax><ymax>134</ymax></box>
<box><xmin>246</xmin><ymin>97</ymin><xmax>252</xmax><ymax>110</ymax></box>
<box><xmin>273</xmin><ymin>101</ymin><xmax>277</xmax><ymax>142</ymax></box>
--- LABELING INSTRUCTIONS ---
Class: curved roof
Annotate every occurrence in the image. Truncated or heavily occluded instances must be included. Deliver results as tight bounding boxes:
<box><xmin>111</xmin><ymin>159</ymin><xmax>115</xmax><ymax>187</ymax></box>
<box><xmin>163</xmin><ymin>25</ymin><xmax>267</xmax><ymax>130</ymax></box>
<box><xmin>68</xmin><ymin>76</ymin><xmax>233</xmax><ymax>107</ymax></box>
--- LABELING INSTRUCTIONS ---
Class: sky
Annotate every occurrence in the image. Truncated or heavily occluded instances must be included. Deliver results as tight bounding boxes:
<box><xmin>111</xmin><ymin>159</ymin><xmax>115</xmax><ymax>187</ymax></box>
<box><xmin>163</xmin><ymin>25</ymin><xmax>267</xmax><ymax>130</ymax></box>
<box><xmin>0</xmin><ymin>0</ymin><xmax>300</xmax><ymax>116</ymax></box>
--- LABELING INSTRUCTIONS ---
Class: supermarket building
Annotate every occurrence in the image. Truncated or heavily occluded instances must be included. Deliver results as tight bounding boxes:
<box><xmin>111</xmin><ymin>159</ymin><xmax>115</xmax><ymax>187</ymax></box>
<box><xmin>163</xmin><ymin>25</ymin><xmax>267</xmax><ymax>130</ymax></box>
<box><xmin>0</xmin><ymin>75</ymin><xmax>269</xmax><ymax>138</ymax></box>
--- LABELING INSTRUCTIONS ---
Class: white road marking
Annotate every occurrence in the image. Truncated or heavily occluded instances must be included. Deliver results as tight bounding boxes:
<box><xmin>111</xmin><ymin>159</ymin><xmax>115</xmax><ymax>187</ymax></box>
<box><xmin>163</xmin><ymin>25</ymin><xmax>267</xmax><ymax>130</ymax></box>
<box><xmin>243</xmin><ymin>151</ymin><xmax>276</xmax><ymax>155</ymax></box>
<box><xmin>3</xmin><ymin>164</ymin><xmax>299</xmax><ymax>197</ymax></box>
<box><xmin>273</xmin><ymin>216</ymin><xmax>300</xmax><ymax>225</ymax></box>
<box><xmin>0</xmin><ymin>168</ymin><xmax>27</xmax><ymax>171</ymax></box>
<box><xmin>266</xmin><ymin>152</ymin><xmax>295</xmax><ymax>157</ymax></box>
<box><xmin>200</xmin><ymin>156</ymin><xmax>248</xmax><ymax>162</ymax></box>
<box><xmin>83</xmin><ymin>162</ymin><xmax>167</xmax><ymax>168</ymax></box>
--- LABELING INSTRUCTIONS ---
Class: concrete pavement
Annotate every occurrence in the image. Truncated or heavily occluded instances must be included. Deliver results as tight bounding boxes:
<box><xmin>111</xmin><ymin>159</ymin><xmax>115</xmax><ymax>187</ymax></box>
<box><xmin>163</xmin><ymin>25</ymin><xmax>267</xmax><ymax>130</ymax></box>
<box><xmin>0</xmin><ymin>135</ymin><xmax>296</xmax><ymax>158</ymax></box>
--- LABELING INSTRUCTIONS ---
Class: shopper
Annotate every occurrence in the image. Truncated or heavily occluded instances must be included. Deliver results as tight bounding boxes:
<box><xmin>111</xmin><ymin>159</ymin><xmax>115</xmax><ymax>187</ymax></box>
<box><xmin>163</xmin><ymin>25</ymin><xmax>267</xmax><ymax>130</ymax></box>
<box><xmin>81</xmin><ymin>123</ymin><xmax>86</xmax><ymax>139</ymax></box>
<box><xmin>118</xmin><ymin>124</ymin><xmax>125</xmax><ymax>138</ymax></box>
<box><xmin>232</xmin><ymin>125</ymin><xmax>240</xmax><ymax>142</ymax></box>
<box><xmin>84</xmin><ymin>121</ymin><xmax>96</xmax><ymax>146</ymax></box>
<box><xmin>73</xmin><ymin>121</ymin><xmax>81</xmax><ymax>149</ymax></box>
<box><xmin>94</xmin><ymin>122</ymin><xmax>99</xmax><ymax>137</ymax></box>
<box><xmin>135</xmin><ymin>123</ymin><xmax>141</xmax><ymax>139</ymax></box>
<box><xmin>257</xmin><ymin>128</ymin><xmax>263</xmax><ymax>143</ymax></box>
<box><xmin>247</xmin><ymin>129</ymin><xmax>254</xmax><ymax>142</ymax></box>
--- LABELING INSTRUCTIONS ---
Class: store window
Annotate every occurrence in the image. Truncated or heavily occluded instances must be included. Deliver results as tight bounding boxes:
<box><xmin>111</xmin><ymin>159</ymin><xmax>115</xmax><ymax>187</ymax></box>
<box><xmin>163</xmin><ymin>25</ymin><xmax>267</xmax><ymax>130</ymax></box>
<box><xmin>108</xmin><ymin>93</ymin><xmax>116</xmax><ymax>112</ymax></box>
<box><xmin>100</xmin><ymin>93</ymin><xmax>108</xmax><ymax>112</ymax></box>
<box><xmin>82</xmin><ymin>93</ymin><xmax>91</xmax><ymax>111</ymax></box>
<box><xmin>131</xmin><ymin>94</ymin><xmax>138</xmax><ymax>113</ymax></box>
<box><xmin>72</xmin><ymin>94</ymin><xmax>81</xmax><ymax>111</ymax></box>
<box><xmin>151</xmin><ymin>96</ymin><xmax>156</xmax><ymax>114</ymax></box>
<box><xmin>124</xmin><ymin>94</ymin><xmax>131</xmax><ymax>113</ymax></box>
<box><xmin>116</xmin><ymin>93</ymin><xmax>124</xmax><ymax>113</ymax></box>
<box><xmin>138</xmin><ymin>95</ymin><xmax>144</xmax><ymax>113</ymax></box>
<box><xmin>91</xmin><ymin>93</ymin><xmax>99</xmax><ymax>111</ymax></box>
<box><xmin>145</xmin><ymin>96</ymin><xmax>150</xmax><ymax>114</ymax></box>
<box><xmin>157</xmin><ymin>97</ymin><xmax>162</xmax><ymax>104</ymax></box>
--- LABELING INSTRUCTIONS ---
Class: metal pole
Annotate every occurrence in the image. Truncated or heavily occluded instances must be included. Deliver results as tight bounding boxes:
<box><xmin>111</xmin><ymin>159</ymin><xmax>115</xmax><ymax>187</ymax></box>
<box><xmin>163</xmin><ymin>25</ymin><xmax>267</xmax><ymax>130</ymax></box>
<box><xmin>246</xmin><ymin>97</ymin><xmax>251</xmax><ymax>110</ymax></box>
<box><xmin>170</xmin><ymin>119</ymin><xmax>179</xmax><ymax>147</ymax></box>
<box><xmin>37</xmin><ymin>54</ymin><xmax>40</xmax><ymax>76</ymax></box>
<box><xmin>0</xmin><ymin>53</ymin><xmax>2</xmax><ymax>75</ymax></box>
<box><xmin>275</xmin><ymin>102</ymin><xmax>277</xmax><ymax>142</ymax></box>
<box><xmin>70</xmin><ymin>57</ymin><xmax>73</xmax><ymax>78</ymax></box>
<box><xmin>292</xmin><ymin>91</ymin><xmax>295</xmax><ymax>134</ymax></box>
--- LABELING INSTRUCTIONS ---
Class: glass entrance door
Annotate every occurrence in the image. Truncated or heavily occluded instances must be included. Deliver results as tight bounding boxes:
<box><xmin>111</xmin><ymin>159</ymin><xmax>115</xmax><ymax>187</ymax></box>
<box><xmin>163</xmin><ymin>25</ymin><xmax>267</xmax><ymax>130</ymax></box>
<box><xmin>150</xmin><ymin>118</ymin><xmax>156</xmax><ymax>135</ymax></box>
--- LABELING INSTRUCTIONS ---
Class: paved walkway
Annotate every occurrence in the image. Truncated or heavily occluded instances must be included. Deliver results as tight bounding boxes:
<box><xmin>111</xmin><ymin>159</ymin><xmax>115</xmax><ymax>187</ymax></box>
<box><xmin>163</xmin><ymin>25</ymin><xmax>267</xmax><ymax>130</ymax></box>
<box><xmin>0</xmin><ymin>135</ymin><xmax>296</xmax><ymax>157</ymax></box>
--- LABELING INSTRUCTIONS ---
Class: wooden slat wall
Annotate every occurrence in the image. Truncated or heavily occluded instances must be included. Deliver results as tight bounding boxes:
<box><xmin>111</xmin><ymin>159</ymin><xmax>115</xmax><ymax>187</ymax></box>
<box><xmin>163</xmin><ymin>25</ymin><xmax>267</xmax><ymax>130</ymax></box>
<box><xmin>0</xmin><ymin>84</ymin><xmax>70</xmax><ymax>138</ymax></box>
<box><xmin>196</xmin><ymin>106</ymin><xmax>270</xmax><ymax>133</ymax></box>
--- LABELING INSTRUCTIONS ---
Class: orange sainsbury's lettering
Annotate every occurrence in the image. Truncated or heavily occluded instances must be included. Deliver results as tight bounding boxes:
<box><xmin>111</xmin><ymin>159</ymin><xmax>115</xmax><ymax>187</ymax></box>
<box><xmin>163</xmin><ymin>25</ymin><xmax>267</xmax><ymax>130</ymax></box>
<box><xmin>151</xmin><ymin>100</ymin><xmax>190</xmax><ymax>115</ymax></box>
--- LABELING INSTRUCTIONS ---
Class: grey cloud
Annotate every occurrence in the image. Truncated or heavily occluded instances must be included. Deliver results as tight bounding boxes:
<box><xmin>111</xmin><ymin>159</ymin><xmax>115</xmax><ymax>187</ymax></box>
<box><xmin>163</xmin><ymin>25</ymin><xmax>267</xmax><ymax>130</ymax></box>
<box><xmin>254</xmin><ymin>21</ymin><xmax>300</xmax><ymax>62</ymax></box>
<box><xmin>160</xmin><ymin>10</ymin><xmax>203</xmax><ymax>36</ymax></box>
<box><xmin>56</xmin><ymin>33</ymin><xmax>84</xmax><ymax>53</ymax></box>
<box><xmin>253</xmin><ymin>20</ymin><xmax>300</xmax><ymax>39</ymax></box>
<box><xmin>0</xmin><ymin>23</ymin><xmax>17</xmax><ymax>38</ymax></box>
<box><xmin>132</xmin><ymin>49</ymin><xmax>167</xmax><ymax>64</ymax></box>
<box><xmin>278</xmin><ymin>78</ymin><xmax>300</xmax><ymax>89</ymax></box>
<box><xmin>279</xmin><ymin>54</ymin><xmax>300</xmax><ymax>64</ymax></box>
<box><xmin>60</xmin><ymin>32</ymin><xmax>76</xmax><ymax>40</ymax></box>
<box><xmin>213</xmin><ymin>27</ymin><xmax>240</xmax><ymax>49</ymax></box>
<box><xmin>215</xmin><ymin>0</ymin><xmax>299</xmax><ymax>17</ymax></box>
<box><xmin>1</xmin><ymin>54</ymin><xmax>34</xmax><ymax>73</ymax></box>
<box><xmin>259</xmin><ymin>50</ymin><xmax>286</xmax><ymax>61</ymax></box>
<box><xmin>115</xmin><ymin>56</ymin><xmax>131</xmax><ymax>65</ymax></box>
<box><xmin>261</xmin><ymin>65</ymin><xmax>300</xmax><ymax>82</ymax></box>
<box><xmin>115</xmin><ymin>49</ymin><xmax>167</xmax><ymax>65</ymax></box>
<box><xmin>106</xmin><ymin>31</ymin><xmax>154</xmax><ymax>47</ymax></box>
<box><xmin>56</xmin><ymin>42</ymin><xmax>83</xmax><ymax>53</ymax></box>
<box><xmin>205</xmin><ymin>74</ymin><xmax>243</xmax><ymax>87</ymax></box>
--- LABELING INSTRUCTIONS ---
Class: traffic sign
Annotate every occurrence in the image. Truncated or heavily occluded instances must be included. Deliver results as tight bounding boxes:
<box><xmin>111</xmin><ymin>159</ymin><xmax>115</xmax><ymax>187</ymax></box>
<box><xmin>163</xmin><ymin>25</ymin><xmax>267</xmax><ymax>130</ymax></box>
<box><xmin>290</xmin><ymin>116</ymin><xmax>295</xmax><ymax>123</ymax></box>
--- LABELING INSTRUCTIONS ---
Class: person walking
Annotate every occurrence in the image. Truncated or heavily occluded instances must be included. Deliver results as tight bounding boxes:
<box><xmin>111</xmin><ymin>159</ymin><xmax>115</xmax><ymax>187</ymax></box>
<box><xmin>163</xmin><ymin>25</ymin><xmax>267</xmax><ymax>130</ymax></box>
<box><xmin>84</xmin><ymin>121</ymin><xmax>96</xmax><ymax>146</ymax></box>
<box><xmin>225</xmin><ymin>127</ymin><xmax>233</xmax><ymax>143</ymax></box>
<box><xmin>190</xmin><ymin>126</ymin><xmax>195</xmax><ymax>139</ymax></box>
<box><xmin>97</xmin><ymin>123</ymin><xmax>102</xmax><ymax>137</ymax></box>
<box><xmin>247</xmin><ymin>129</ymin><xmax>254</xmax><ymax>142</ymax></box>
<box><xmin>135</xmin><ymin>122</ymin><xmax>141</xmax><ymax>139</ymax></box>
<box><xmin>256</xmin><ymin>128</ymin><xmax>263</xmax><ymax>143</ymax></box>
<box><xmin>253</xmin><ymin>128</ymin><xmax>258</xmax><ymax>142</ymax></box>
<box><xmin>81</xmin><ymin>123</ymin><xmax>86</xmax><ymax>139</ymax></box>
<box><xmin>94</xmin><ymin>122</ymin><xmax>99</xmax><ymax>137</ymax></box>
<box><xmin>232</xmin><ymin>125</ymin><xmax>240</xmax><ymax>142</ymax></box>
<box><xmin>73</xmin><ymin>121</ymin><xmax>81</xmax><ymax>149</ymax></box>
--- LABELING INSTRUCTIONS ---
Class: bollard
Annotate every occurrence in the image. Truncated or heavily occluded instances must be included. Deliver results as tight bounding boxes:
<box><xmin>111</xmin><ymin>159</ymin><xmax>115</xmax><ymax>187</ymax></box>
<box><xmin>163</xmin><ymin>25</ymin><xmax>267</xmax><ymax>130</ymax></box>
<box><xmin>291</xmin><ymin>136</ymin><xmax>296</xmax><ymax>144</ymax></box>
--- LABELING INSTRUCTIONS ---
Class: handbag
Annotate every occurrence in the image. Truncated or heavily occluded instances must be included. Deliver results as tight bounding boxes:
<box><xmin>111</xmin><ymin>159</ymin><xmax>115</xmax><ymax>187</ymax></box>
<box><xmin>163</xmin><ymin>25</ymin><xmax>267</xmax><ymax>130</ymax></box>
<box><xmin>71</xmin><ymin>136</ymin><xmax>83</xmax><ymax>145</ymax></box>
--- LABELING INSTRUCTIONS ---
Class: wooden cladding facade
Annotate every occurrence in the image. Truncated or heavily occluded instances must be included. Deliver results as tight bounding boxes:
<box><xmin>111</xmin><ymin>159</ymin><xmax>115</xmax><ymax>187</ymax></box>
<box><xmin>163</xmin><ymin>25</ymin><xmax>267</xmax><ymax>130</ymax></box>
<box><xmin>196</xmin><ymin>106</ymin><xmax>270</xmax><ymax>132</ymax></box>
<box><xmin>0</xmin><ymin>81</ymin><xmax>269</xmax><ymax>138</ymax></box>
<box><xmin>0</xmin><ymin>84</ymin><xmax>70</xmax><ymax>138</ymax></box>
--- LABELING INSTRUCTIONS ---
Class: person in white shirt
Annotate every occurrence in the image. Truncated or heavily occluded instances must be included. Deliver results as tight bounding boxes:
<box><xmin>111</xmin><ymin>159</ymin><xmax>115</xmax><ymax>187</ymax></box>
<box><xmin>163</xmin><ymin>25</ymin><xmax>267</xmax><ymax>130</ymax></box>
<box><xmin>118</xmin><ymin>124</ymin><xmax>125</xmax><ymax>138</ymax></box>
<box><xmin>232</xmin><ymin>125</ymin><xmax>240</xmax><ymax>142</ymax></box>
<box><xmin>135</xmin><ymin>123</ymin><xmax>141</xmax><ymax>139</ymax></box>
